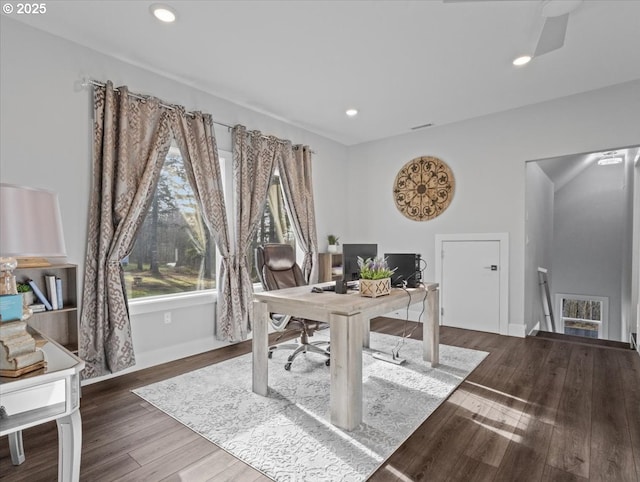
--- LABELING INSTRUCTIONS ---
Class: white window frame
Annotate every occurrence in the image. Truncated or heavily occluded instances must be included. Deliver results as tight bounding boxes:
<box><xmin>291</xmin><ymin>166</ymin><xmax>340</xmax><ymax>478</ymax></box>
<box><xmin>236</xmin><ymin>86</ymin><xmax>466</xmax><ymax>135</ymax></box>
<box><xmin>555</xmin><ymin>293</ymin><xmax>609</xmax><ymax>339</ymax></box>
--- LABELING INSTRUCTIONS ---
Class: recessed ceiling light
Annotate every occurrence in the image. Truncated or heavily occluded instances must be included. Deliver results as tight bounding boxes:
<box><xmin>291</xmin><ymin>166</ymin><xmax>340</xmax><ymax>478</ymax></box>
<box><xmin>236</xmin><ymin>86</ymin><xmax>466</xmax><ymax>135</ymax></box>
<box><xmin>150</xmin><ymin>4</ymin><xmax>177</xmax><ymax>23</ymax></box>
<box><xmin>597</xmin><ymin>157</ymin><xmax>623</xmax><ymax>166</ymax></box>
<box><xmin>513</xmin><ymin>55</ymin><xmax>532</xmax><ymax>66</ymax></box>
<box><xmin>597</xmin><ymin>151</ymin><xmax>623</xmax><ymax>165</ymax></box>
<box><xmin>345</xmin><ymin>109</ymin><xmax>358</xmax><ymax>117</ymax></box>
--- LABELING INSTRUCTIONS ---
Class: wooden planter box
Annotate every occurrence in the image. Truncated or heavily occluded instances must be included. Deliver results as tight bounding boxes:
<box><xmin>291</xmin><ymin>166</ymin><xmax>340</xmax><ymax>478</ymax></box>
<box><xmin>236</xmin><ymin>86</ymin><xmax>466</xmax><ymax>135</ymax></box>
<box><xmin>359</xmin><ymin>277</ymin><xmax>391</xmax><ymax>298</ymax></box>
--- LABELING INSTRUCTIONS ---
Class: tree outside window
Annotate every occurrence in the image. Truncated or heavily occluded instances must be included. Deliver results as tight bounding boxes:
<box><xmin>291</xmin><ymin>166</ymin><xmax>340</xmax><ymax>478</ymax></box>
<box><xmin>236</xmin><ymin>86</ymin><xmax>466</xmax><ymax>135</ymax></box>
<box><xmin>123</xmin><ymin>141</ymin><xmax>216</xmax><ymax>299</ymax></box>
<box><xmin>559</xmin><ymin>295</ymin><xmax>607</xmax><ymax>339</ymax></box>
<box><xmin>248</xmin><ymin>170</ymin><xmax>296</xmax><ymax>283</ymax></box>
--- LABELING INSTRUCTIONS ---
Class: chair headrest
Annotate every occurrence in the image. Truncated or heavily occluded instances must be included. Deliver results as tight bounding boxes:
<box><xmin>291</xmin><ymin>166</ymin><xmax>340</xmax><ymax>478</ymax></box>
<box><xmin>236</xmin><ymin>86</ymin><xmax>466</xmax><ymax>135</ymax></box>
<box><xmin>263</xmin><ymin>244</ymin><xmax>296</xmax><ymax>271</ymax></box>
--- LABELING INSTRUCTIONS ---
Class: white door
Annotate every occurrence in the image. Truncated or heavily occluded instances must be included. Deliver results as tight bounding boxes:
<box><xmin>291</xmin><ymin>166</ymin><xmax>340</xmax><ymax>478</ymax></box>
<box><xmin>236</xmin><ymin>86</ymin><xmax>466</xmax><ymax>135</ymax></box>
<box><xmin>440</xmin><ymin>239</ymin><xmax>501</xmax><ymax>333</ymax></box>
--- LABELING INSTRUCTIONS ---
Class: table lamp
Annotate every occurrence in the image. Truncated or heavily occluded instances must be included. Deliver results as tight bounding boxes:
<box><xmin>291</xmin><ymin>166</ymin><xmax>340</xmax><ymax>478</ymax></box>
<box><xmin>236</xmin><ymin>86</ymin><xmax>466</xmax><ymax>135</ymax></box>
<box><xmin>0</xmin><ymin>183</ymin><xmax>67</xmax><ymax>301</ymax></box>
<box><xmin>0</xmin><ymin>183</ymin><xmax>67</xmax><ymax>272</ymax></box>
<box><xmin>0</xmin><ymin>184</ymin><xmax>60</xmax><ymax>375</ymax></box>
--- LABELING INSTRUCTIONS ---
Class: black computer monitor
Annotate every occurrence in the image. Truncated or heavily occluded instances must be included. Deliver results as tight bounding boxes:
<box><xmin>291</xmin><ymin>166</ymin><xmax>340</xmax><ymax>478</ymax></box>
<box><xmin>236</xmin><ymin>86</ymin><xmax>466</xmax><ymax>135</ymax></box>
<box><xmin>341</xmin><ymin>243</ymin><xmax>378</xmax><ymax>281</ymax></box>
<box><xmin>384</xmin><ymin>253</ymin><xmax>422</xmax><ymax>288</ymax></box>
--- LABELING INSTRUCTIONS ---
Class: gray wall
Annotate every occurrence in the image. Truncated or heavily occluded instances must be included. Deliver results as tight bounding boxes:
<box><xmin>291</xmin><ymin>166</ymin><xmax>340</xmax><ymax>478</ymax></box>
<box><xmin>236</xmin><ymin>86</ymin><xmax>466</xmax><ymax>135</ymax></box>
<box><xmin>2</xmin><ymin>16</ymin><xmax>639</xmax><ymax>375</ymax></box>
<box><xmin>525</xmin><ymin>163</ymin><xmax>555</xmax><ymax>333</ymax></box>
<box><xmin>551</xmin><ymin>160</ymin><xmax>629</xmax><ymax>340</ymax></box>
<box><xmin>346</xmin><ymin>80</ymin><xmax>640</xmax><ymax>336</ymax></box>
<box><xmin>621</xmin><ymin>156</ymin><xmax>636</xmax><ymax>342</ymax></box>
<box><xmin>0</xmin><ymin>18</ymin><xmax>349</xmax><ymax>378</ymax></box>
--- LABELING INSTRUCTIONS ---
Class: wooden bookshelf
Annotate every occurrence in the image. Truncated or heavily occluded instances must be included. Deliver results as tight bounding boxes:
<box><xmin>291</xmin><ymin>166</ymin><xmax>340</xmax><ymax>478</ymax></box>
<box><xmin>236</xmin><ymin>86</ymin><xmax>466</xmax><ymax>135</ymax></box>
<box><xmin>318</xmin><ymin>253</ymin><xmax>343</xmax><ymax>282</ymax></box>
<box><xmin>14</xmin><ymin>264</ymin><xmax>79</xmax><ymax>354</ymax></box>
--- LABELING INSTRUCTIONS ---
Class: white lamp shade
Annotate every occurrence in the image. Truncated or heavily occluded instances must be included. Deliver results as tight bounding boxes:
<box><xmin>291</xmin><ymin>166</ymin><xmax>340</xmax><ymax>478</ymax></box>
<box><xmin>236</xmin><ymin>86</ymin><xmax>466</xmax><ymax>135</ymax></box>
<box><xmin>0</xmin><ymin>184</ymin><xmax>67</xmax><ymax>258</ymax></box>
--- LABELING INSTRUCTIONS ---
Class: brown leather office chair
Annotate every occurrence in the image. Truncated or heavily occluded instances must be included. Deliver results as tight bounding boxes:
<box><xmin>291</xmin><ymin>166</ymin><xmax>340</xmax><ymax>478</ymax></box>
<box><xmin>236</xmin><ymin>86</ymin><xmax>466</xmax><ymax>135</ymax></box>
<box><xmin>255</xmin><ymin>244</ymin><xmax>330</xmax><ymax>370</ymax></box>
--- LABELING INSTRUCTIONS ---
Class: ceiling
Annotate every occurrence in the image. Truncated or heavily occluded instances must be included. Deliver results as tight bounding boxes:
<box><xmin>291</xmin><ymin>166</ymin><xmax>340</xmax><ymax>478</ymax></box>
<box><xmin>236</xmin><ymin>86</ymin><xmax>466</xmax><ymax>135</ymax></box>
<box><xmin>536</xmin><ymin>146</ymin><xmax>639</xmax><ymax>190</ymax></box>
<box><xmin>8</xmin><ymin>0</ymin><xmax>640</xmax><ymax>146</ymax></box>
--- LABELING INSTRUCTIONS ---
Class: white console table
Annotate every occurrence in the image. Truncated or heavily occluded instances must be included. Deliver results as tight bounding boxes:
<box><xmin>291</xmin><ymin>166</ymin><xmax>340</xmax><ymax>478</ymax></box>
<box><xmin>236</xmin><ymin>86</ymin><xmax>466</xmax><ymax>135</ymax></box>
<box><xmin>0</xmin><ymin>327</ymin><xmax>84</xmax><ymax>482</ymax></box>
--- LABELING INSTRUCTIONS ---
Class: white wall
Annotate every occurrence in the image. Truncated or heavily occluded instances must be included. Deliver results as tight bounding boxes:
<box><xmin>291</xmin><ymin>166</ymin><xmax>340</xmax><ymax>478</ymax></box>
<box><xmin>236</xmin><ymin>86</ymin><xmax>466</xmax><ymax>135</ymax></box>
<box><xmin>552</xmin><ymin>161</ymin><xmax>628</xmax><ymax>340</ymax></box>
<box><xmin>346</xmin><ymin>80</ymin><xmax>640</xmax><ymax>334</ymax></box>
<box><xmin>524</xmin><ymin>163</ymin><xmax>555</xmax><ymax>334</ymax></box>
<box><xmin>0</xmin><ymin>18</ymin><xmax>349</xmax><ymax>377</ymax></box>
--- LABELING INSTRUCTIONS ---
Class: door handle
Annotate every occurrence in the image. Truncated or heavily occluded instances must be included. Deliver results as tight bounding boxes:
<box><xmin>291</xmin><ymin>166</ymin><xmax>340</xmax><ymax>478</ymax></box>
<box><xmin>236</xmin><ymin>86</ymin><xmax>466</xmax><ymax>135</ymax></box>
<box><xmin>484</xmin><ymin>265</ymin><xmax>498</xmax><ymax>271</ymax></box>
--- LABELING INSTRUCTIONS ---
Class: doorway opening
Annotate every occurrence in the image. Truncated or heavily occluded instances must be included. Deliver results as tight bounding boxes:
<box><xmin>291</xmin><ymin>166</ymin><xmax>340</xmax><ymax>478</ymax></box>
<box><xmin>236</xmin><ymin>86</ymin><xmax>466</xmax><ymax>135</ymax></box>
<box><xmin>524</xmin><ymin>144</ymin><xmax>639</xmax><ymax>343</ymax></box>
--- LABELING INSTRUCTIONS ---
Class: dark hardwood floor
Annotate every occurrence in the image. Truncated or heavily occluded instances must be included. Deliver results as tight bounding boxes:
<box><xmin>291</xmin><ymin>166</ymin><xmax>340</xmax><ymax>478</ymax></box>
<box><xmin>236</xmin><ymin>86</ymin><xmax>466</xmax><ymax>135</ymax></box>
<box><xmin>1</xmin><ymin>319</ymin><xmax>639</xmax><ymax>481</ymax></box>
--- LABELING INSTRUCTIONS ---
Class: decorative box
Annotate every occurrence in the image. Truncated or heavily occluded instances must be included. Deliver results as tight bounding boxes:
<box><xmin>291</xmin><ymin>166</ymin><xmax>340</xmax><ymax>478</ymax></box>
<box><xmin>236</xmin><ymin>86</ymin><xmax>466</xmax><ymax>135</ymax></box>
<box><xmin>359</xmin><ymin>278</ymin><xmax>391</xmax><ymax>298</ymax></box>
<box><xmin>0</xmin><ymin>294</ymin><xmax>24</xmax><ymax>322</ymax></box>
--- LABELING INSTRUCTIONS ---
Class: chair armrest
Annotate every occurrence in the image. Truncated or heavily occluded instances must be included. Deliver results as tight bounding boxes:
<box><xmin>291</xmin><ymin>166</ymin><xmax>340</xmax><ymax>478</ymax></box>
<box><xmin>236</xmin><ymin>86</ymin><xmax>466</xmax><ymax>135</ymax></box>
<box><xmin>270</xmin><ymin>313</ymin><xmax>292</xmax><ymax>332</ymax></box>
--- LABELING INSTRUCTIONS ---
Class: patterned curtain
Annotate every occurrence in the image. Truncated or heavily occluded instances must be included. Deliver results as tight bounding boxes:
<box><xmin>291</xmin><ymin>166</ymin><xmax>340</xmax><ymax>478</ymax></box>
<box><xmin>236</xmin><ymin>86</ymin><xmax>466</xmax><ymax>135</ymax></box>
<box><xmin>278</xmin><ymin>145</ymin><xmax>319</xmax><ymax>283</ymax></box>
<box><xmin>80</xmin><ymin>82</ymin><xmax>173</xmax><ymax>378</ymax></box>
<box><xmin>230</xmin><ymin>125</ymin><xmax>278</xmax><ymax>339</ymax></box>
<box><xmin>170</xmin><ymin>109</ymin><xmax>240</xmax><ymax>341</ymax></box>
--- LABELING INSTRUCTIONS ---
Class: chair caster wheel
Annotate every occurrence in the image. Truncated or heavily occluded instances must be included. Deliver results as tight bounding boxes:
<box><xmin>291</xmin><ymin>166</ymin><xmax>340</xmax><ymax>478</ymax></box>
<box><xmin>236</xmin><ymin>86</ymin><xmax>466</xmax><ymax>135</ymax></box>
<box><xmin>284</xmin><ymin>363</ymin><xmax>292</xmax><ymax>371</ymax></box>
<box><xmin>325</xmin><ymin>359</ymin><xmax>330</xmax><ymax>367</ymax></box>
<box><xmin>268</xmin><ymin>352</ymin><xmax>273</xmax><ymax>359</ymax></box>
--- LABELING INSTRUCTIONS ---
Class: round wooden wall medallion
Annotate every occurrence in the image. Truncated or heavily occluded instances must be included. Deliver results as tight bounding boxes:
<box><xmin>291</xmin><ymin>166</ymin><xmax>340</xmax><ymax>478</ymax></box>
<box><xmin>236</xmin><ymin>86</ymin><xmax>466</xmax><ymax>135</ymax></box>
<box><xmin>393</xmin><ymin>156</ymin><xmax>455</xmax><ymax>221</ymax></box>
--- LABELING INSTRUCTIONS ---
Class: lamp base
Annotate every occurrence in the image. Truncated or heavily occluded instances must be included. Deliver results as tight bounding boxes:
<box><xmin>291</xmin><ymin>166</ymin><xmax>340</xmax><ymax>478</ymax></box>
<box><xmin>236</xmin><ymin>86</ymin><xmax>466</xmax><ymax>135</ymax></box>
<box><xmin>16</xmin><ymin>257</ymin><xmax>52</xmax><ymax>268</ymax></box>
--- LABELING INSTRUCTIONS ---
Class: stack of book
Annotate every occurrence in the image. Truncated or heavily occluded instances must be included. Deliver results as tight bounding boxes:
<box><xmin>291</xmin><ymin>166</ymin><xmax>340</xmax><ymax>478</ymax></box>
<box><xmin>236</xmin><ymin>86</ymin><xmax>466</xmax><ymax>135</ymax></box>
<box><xmin>27</xmin><ymin>275</ymin><xmax>63</xmax><ymax>311</ymax></box>
<box><xmin>29</xmin><ymin>303</ymin><xmax>46</xmax><ymax>313</ymax></box>
<box><xmin>0</xmin><ymin>321</ymin><xmax>46</xmax><ymax>377</ymax></box>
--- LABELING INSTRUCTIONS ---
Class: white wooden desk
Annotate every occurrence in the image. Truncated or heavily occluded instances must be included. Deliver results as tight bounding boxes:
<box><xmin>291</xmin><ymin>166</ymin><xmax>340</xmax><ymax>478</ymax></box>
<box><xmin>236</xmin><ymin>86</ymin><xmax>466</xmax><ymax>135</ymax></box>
<box><xmin>253</xmin><ymin>283</ymin><xmax>439</xmax><ymax>430</ymax></box>
<box><xmin>0</xmin><ymin>328</ymin><xmax>84</xmax><ymax>481</ymax></box>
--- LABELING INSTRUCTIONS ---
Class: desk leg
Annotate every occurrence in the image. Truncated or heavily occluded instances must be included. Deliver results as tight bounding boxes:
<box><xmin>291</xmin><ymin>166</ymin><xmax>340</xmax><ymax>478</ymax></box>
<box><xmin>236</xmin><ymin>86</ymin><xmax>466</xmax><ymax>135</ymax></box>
<box><xmin>330</xmin><ymin>312</ymin><xmax>363</xmax><ymax>430</ymax></box>
<box><xmin>252</xmin><ymin>300</ymin><xmax>269</xmax><ymax>396</ymax></box>
<box><xmin>8</xmin><ymin>430</ymin><xmax>25</xmax><ymax>465</ymax></box>
<box><xmin>362</xmin><ymin>315</ymin><xmax>370</xmax><ymax>348</ymax></box>
<box><xmin>56</xmin><ymin>409</ymin><xmax>82</xmax><ymax>482</ymax></box>
<box><xmin>424</xmin><ymin>287</ymin><xmax>440</xmax><ymax>367</ymax></box>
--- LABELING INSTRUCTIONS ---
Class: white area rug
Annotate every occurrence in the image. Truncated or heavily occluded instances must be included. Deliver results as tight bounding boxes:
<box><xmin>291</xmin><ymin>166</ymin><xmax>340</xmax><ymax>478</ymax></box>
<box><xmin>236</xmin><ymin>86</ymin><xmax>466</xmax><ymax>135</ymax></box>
<box><xmin>133</xmin><ymin>332</ymin><xmax>487</xmax><ymax>481</ymax></box>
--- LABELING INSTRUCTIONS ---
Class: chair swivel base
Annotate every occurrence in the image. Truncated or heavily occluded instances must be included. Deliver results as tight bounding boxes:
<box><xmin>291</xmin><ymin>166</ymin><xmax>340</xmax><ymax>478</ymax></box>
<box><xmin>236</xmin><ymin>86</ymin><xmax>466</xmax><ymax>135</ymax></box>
<box><xmin>269</xmin><ymin>340</ymin><xmax>330</xmax><ymax>370</ymax></box>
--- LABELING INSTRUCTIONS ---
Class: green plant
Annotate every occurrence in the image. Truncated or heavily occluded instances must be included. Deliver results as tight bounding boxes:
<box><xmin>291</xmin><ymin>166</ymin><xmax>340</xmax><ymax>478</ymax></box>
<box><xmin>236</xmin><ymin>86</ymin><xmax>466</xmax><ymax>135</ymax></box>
<box><xmin>16</xmin><ymin>282</ymin><xmax>32</xmax><ymax>293</ymax></box>
<box><xmin>327</xmin><ymin>234</ymin><xmax>340</xmax><ymax>245</ymax></box>
<box><xmin>357</xmin><ymin>256</ymin><xmax>395</xmax><ymax>280</ymax></box>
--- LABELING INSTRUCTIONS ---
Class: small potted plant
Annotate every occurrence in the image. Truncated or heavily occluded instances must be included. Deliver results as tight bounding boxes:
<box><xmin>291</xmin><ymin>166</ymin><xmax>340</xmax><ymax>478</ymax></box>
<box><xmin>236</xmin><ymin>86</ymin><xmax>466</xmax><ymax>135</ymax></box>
<box><xmin>357</xmin><ymin>256</ymin><xmax>396</xmax><ymax>298</ymax></box>
<box><xmin>17</xmin><ymin>282</ymin><xmax>35</xmax><ymax>306</ymax></box>
<box><xmin>327</xmin><ymin>234</ymin><xmax>340</xmax><ymax>253</ymax></box>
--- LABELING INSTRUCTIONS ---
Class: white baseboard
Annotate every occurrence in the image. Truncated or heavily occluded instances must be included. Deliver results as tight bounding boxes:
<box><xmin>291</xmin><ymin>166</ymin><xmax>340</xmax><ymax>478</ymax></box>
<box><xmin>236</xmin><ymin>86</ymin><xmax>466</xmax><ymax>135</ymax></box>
<box><xmin>82</xmin><ymin>336</ymin><xmax>230</xmax><ymax>386</ymax></box>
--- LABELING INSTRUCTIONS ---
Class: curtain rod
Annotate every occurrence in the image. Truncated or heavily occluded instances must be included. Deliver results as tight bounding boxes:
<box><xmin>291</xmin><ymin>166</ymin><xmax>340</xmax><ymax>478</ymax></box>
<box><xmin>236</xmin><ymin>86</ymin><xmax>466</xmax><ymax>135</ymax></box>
<box><xmin>81</xmin><ymin>78</ymin><xmax>314</xmax><ymax>152</ymax></box>
<box><xmin>82</xmin><ymin>78</ymin><xmax>232</xmax><ymax>129</ymax></box>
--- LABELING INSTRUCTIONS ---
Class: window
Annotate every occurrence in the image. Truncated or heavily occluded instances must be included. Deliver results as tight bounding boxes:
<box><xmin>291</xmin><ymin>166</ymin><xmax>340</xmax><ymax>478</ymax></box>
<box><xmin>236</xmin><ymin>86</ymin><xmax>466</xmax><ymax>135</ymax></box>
<box><xmin>123</xmin><ymin>143</ymin><xmax>295</xmax><ymax>299</ymax></box>
<box><xmin>247</xmin><ymin>170</ymin><xmax>296</xmax><ymax>283</ymax></box>
<box><xmin>556</xmin><ymin>294</ymin><xmax>608</xmax><ymax>339</ymax></box>
<box><xmin>123</xmin><ymin>141</ymin><xmax>216</xmax><ymax>299</ymax></box>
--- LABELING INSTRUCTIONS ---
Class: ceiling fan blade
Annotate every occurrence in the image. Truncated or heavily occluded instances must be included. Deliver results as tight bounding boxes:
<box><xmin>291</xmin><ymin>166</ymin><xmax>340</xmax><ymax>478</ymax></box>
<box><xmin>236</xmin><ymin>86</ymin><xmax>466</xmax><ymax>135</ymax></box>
<box><xmin>534</xmin><ymin>13</ymin><xmax>569</xmax><ymax>56</ymax></box>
